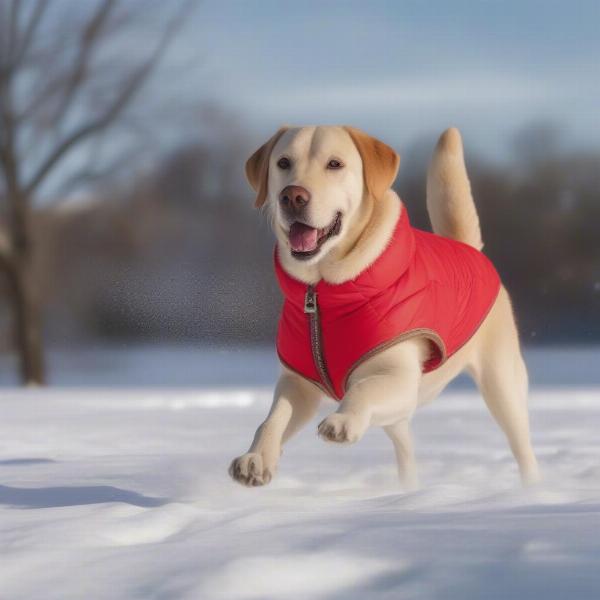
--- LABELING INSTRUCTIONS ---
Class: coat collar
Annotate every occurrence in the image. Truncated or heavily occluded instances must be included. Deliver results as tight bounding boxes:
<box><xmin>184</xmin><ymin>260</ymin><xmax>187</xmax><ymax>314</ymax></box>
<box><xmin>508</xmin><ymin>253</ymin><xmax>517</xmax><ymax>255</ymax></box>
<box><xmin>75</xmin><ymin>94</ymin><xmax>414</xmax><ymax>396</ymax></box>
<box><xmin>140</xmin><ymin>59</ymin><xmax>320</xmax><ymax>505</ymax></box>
<box><xmin>274</xmin><ymin>208</ymin><xmax>415</xmax><ymax>307</ymax></box>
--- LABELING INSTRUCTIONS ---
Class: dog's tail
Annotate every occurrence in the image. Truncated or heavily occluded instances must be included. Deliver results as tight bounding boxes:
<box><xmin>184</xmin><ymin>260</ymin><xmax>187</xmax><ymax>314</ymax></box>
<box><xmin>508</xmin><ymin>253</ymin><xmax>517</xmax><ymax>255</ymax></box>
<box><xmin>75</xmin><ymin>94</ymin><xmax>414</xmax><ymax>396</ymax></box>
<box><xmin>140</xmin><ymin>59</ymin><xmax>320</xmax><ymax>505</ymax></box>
<box><xmin>426</xmin><ymin>128</ymin><xmax>483</xmax><ymax>250</ymax></box>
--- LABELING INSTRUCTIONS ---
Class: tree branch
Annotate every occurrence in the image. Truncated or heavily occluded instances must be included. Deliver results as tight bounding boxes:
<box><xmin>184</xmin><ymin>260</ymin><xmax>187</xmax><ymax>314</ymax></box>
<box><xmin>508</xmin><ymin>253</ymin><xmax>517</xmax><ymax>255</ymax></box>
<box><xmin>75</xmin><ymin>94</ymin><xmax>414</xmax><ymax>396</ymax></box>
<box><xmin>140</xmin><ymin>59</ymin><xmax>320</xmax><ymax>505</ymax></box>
<box><xmin>24</xmin><ymin>1</ymin><xmax>194</xmax><ymax>197</ymax></box>
<box><xmin>51</xmin><ymin>0</ymin><xmax>116</xmax><ymax>126</ymax></box>
<box><xmin>7</xmin><ymin>1</ymin><xmax>22</xmax><ymax>61</ymax></box>
<box><xmin>9</xmin><ymin>0</ymin><xmax>47</xmax><ymax>73</ymax></box>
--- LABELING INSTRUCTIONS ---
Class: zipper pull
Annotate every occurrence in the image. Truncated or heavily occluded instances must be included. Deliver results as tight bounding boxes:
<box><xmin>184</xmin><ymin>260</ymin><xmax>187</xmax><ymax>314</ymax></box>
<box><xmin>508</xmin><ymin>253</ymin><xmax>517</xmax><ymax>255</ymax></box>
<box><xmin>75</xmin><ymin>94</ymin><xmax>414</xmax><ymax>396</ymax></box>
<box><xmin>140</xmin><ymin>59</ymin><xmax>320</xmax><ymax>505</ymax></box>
<box><xmin>304</xmin><ymin>286</ymin><xmax>317</xmax><ymax>314</ymax></box>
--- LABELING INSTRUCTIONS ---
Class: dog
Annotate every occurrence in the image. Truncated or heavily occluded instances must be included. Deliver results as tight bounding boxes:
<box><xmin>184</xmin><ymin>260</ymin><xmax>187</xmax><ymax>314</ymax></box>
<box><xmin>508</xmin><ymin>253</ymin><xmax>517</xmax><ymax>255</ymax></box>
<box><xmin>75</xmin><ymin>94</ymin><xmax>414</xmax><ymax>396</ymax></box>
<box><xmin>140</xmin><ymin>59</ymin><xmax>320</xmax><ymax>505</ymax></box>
<box><xmin>229</xmin><ymin>125</ymin><xmax>540</xmax><ymax>490</ymax></box>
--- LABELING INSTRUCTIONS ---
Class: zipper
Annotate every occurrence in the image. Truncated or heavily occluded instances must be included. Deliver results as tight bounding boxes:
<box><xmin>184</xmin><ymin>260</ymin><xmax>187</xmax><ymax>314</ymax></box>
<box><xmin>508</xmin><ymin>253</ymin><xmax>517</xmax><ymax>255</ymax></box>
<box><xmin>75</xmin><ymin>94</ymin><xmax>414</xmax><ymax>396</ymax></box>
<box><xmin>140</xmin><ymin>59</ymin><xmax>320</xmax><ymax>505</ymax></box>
<box><xmin>304</xmin><ymin>285</ymin><xmax>337</xmax><ymax>398</ymax></box>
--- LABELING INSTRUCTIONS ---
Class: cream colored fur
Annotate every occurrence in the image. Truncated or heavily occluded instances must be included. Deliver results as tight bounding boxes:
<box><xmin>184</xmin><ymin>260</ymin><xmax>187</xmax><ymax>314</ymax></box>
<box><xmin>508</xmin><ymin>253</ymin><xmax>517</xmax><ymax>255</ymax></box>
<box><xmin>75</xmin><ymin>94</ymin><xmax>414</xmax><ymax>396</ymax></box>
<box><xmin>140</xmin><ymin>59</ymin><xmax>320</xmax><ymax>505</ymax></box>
<box><xmin>230</xmin><ymin>126</ymin><xmax>540</xmax><ymax>490</ymax></box>
<box><xmin>268</xmin><ymin>126</ymin><xmax>401</xmax><ymax>285</ymax></box>
<box><xmin>427</xmin><ymin>127</ymin><xmax>483</xmax><ymax>250</ymax></box>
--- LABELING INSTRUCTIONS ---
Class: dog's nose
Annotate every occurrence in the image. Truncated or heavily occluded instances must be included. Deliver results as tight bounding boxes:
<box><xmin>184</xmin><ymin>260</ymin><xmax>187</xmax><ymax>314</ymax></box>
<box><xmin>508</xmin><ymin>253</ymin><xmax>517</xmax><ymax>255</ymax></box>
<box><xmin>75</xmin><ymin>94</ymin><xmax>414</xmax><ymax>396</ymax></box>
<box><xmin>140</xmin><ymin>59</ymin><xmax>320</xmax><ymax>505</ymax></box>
<box><xmin>279</xmin><ymin>185</ymin><xmax>310</xmax><ymax>211</ymax></box>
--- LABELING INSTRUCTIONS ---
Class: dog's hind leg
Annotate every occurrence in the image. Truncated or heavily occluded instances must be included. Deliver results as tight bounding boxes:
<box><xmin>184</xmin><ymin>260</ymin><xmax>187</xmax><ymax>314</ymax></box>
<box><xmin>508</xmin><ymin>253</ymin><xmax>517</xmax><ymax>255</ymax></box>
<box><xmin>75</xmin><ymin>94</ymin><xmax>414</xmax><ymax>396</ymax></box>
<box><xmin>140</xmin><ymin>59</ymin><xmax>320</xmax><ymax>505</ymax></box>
<box><xmin>469</xmin><ymin>288</ymin><xmax>541</xmax><ymax>485</ymax></box>
<box><xmin>384</xmin><ymin>419</ymin><xmax>419</xmax><ymax>491</ymax></box>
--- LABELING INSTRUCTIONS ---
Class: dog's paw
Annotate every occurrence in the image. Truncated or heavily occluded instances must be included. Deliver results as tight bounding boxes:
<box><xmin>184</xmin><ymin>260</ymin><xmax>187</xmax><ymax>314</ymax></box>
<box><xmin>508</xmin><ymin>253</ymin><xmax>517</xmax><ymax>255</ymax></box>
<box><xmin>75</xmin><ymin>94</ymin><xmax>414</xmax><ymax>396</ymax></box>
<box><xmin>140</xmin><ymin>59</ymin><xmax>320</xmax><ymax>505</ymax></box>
<box><xmin>318</xmin><ymin>413</ymin><xmax>367</xmax><ymax>444</ymax></box>
<box><xmin>228</xmin><ymin>453</ymin><xmax>274</xmax><ymax>487</ymax></box>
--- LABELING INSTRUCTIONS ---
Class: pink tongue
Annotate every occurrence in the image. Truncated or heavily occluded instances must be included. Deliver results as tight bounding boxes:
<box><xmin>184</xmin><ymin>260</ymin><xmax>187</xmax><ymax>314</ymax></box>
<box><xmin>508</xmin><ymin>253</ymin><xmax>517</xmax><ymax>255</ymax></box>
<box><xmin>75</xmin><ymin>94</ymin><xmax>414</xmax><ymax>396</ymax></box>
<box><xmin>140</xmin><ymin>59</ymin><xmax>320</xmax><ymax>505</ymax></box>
<box><xmin>289</xmin><ymin>222</ymin><xmax>318</xmax><ymax>252</ymax></box>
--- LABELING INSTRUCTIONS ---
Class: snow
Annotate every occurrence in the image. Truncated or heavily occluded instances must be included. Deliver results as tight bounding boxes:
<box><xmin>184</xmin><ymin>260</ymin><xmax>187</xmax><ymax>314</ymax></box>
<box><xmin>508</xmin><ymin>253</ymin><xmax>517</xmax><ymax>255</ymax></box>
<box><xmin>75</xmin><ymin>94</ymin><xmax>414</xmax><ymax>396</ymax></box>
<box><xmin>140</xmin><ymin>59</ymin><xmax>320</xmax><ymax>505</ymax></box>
<box><xmin>1</xmin><ymin>349</ymin><xmax>600</xmax><ymax>599</ymax></box>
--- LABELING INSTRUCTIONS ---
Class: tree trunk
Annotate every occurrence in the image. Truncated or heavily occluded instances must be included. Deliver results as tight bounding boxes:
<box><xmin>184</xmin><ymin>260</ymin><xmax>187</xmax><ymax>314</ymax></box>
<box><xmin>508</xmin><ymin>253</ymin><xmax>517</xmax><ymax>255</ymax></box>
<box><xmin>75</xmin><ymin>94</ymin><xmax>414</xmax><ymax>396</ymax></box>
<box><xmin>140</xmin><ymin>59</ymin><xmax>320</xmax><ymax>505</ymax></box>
<box><xmin>6</xmin><ymin>257</ymin><xmax>45</xmax><ymax>385</ymax></box>
<box><xmin>1</xmin><ymin>169</ymin><xmax>46</xmax><ymax>384</ymax></box>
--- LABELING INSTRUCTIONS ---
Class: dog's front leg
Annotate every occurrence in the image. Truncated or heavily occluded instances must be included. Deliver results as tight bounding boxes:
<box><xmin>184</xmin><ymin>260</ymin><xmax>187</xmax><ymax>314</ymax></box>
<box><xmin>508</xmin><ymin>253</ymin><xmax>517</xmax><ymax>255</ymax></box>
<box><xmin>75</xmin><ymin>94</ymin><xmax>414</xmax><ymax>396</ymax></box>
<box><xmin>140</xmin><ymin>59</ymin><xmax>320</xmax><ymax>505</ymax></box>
<box><xmin>317</xmin><ymin>339</ymin><xmax>425</xmax><ymax>444</ymax></box>
<box><xmin>229</xmin><ymin>368</ymin><xmax>322</xmax><ymax>487</ymax></box>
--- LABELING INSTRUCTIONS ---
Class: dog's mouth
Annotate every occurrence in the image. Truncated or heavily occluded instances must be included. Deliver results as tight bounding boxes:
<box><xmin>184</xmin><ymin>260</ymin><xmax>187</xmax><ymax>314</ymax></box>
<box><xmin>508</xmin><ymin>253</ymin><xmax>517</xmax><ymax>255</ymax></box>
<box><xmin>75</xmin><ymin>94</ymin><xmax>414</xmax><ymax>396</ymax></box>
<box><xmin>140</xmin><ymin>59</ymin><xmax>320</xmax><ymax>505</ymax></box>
<box><xmin>288</xmin><ymin>212</ymin><xmax>342</xmax><ymax>260</ymax></box>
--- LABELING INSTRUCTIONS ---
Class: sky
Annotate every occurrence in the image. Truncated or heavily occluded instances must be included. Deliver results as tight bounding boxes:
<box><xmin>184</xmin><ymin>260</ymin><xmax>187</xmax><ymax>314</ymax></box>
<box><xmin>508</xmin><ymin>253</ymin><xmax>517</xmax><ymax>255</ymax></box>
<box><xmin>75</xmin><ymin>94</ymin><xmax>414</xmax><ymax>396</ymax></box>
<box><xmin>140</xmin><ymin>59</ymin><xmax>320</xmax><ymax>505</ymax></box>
<box><xmin>25</xmin><ymin>0</ymin><xmax>600</xmax><ymax>200</ymax></box>
<box><xmin>168</xmin><ymin>0</ymin><xmax>600</xmax><ymax>160</ymax></box>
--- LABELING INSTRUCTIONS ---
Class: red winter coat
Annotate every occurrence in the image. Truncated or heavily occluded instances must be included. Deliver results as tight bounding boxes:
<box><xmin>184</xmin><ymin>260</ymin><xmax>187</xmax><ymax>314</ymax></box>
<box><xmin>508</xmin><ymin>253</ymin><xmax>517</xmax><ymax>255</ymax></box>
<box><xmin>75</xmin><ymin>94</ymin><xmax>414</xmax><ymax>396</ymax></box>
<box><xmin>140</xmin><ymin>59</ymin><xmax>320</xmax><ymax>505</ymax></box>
<box><xmin>275</xmin><ymin>207</ymin><xmax>501</xmax><ymax>400</ymax></box>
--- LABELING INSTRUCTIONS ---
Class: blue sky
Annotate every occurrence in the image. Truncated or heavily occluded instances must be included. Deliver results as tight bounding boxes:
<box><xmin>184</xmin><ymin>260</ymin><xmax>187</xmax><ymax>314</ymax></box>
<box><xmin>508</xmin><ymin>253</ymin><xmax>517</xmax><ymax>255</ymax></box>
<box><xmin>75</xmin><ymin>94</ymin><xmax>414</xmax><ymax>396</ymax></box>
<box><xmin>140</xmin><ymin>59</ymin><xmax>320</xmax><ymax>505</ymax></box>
<box><xmin>169</xmin><ymin>0</ymin><xmax>600</xmax><ymax>159</ymax></box>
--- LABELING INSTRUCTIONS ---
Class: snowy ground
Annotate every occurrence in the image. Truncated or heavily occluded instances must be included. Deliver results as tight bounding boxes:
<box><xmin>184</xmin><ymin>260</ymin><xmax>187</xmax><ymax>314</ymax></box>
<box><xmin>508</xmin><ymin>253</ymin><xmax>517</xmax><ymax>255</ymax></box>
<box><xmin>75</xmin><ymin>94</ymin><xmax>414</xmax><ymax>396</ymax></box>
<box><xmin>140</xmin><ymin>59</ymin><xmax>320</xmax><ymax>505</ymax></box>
<box><xmin>1</xmin><ymin>347</ymin><xmax>600</xmax><ymax>599</ymax></box>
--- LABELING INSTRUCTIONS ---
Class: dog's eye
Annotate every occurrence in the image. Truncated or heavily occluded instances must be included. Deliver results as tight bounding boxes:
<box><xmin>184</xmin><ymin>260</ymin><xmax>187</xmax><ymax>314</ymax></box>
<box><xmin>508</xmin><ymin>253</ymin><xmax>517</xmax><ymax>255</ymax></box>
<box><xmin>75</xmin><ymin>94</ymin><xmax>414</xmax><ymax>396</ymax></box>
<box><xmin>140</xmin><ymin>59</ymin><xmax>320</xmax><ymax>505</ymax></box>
<box><xmin>277</xmin><ymin>157</ymin><xmax>291</xmax><ymax>170</ymax></box>
<box><xmin>327</xmin><ymin>159</ymin><xmax>344</xmax><ymax>170</ymax></box>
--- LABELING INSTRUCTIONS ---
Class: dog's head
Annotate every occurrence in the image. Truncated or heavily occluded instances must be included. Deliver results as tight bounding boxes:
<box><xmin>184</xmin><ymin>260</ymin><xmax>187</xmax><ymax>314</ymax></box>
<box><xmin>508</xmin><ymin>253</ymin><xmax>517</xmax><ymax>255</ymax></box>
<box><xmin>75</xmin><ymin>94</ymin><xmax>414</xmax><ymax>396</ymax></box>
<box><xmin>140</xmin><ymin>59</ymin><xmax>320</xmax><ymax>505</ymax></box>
<box><xmin>246</xmin><ymin>126</ymin><xmax>399</xmax><ymax>264</ymax></box>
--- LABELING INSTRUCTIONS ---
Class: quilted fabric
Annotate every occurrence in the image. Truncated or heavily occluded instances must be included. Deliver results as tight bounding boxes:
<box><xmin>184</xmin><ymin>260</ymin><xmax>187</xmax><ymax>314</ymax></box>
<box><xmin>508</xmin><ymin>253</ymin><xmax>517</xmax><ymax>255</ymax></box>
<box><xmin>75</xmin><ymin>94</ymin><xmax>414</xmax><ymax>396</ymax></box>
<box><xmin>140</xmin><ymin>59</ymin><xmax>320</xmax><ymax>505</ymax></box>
<box><xmin>275</xmin><ymin>206</ymin><xmax>501</xmax><ymax>400</ymax></box>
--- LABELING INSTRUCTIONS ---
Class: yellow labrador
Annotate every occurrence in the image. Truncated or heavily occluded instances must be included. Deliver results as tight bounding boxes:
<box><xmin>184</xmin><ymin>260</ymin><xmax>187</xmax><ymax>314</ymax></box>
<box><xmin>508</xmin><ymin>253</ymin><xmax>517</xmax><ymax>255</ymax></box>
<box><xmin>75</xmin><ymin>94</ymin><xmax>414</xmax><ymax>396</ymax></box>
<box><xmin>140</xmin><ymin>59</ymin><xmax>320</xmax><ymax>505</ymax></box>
<box><xmin>229</xmin><ymin>126</ymin><xmax>540</xmax><ymax>490</ymax></box>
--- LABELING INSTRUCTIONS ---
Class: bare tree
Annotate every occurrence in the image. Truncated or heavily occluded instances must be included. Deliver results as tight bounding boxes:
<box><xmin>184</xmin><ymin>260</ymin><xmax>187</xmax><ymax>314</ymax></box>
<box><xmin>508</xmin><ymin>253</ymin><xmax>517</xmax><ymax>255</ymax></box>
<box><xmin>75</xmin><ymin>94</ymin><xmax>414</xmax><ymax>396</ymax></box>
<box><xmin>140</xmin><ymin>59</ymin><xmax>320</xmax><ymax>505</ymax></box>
<box><xmin>0</xmin><ymin>0</ymin><xmax>194</xmax><ymax>384</ymax></box>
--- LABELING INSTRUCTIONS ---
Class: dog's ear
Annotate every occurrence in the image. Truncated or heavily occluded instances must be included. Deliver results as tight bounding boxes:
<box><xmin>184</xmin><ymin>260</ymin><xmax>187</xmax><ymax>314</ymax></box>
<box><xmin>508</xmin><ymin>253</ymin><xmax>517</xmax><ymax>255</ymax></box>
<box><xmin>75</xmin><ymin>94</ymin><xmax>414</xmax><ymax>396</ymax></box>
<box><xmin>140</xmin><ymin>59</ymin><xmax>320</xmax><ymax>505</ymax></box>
<box><xmin>245</xmin><ymin>127</ymin><xmax>288</xmax><ymax>208</ymax></box>
<box><xmin>344</xmin><ymin>127</ymin><xmax>400</xmax><ymax>200</ymax></box>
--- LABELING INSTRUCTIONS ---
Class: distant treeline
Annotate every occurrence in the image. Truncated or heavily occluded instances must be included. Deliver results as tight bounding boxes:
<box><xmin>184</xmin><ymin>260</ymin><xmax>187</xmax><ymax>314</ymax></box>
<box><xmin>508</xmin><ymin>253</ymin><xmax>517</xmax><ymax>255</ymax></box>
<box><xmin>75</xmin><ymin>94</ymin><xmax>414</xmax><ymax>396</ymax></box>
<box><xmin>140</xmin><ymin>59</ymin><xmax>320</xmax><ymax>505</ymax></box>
<box><xmin>8</xmin><ymin>124</ymin><xmax>600</xmax><ymax>347</ymax></box>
